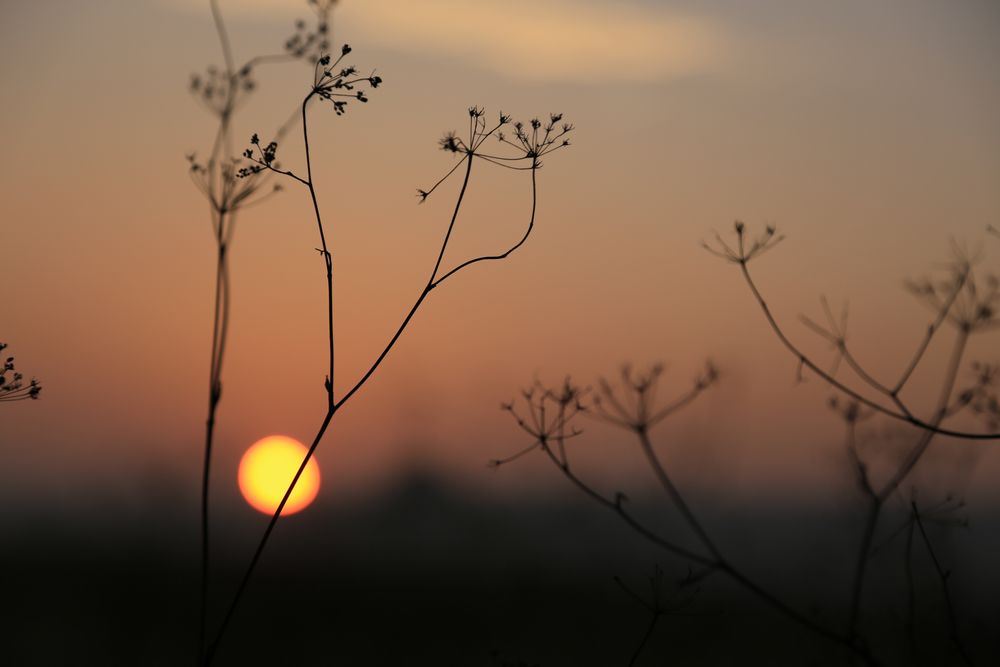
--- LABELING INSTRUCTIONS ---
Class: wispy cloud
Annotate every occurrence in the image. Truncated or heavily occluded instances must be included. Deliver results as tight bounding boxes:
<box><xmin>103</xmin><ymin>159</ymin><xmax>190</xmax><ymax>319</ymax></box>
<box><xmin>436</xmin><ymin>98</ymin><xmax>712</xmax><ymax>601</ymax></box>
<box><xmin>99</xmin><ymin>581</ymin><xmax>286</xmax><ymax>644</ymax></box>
<box><xmin>170</xmin><ymin>0</ymin><xmax>726</xmax><ymax>83</ymax></box>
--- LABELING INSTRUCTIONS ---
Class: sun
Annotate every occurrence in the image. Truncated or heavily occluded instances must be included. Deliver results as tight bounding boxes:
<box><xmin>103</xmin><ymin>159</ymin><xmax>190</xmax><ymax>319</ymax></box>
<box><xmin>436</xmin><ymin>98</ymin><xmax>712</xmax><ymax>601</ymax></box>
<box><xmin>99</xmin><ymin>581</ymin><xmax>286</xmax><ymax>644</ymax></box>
<box><xmin>238</xmin><ymin>435</ymin><xmax>320</xmax><ymax>516</ymax></box>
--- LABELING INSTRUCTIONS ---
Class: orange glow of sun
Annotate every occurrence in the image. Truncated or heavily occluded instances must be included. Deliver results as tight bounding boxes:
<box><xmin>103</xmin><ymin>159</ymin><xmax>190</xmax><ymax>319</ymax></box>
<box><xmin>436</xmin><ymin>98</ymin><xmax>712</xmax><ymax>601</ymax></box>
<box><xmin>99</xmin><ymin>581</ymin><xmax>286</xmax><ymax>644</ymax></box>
<box><xmin>238</xmin><ymin>435</ymin><xmax>320</xmax><ymax>516</ymax></box>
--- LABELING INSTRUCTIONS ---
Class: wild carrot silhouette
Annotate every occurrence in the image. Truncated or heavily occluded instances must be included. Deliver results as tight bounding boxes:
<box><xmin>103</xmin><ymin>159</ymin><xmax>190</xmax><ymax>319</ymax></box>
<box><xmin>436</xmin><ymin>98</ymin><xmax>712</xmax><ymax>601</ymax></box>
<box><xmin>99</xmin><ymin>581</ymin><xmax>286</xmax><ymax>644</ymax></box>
<box><xmin>198</xmin><ymin>49</ymin><xmax>573</xmax><ymax>658</ymax></box>
<box><xmin>705</xmin><ymin>223</ymin><xmax>998</xmax><ymax>640</ymax></box>
<box><xmin>188</xmin><ymin>0</ymin><xmax>337</xmax><ymax>661</ymax></box>
<box><xmin>702</xmin><ymin>222</ymin><xmax>999</xmax><ymax>441</ymax></box>
<box><xmin>494</xmin><ymin>367</ymin><xmax>885</xmax><ymax>664</ymax></box>
<box><xmin>0</xmin><ymin>342</ymin><xmax>41</xmax><ymax>403</ymax></box>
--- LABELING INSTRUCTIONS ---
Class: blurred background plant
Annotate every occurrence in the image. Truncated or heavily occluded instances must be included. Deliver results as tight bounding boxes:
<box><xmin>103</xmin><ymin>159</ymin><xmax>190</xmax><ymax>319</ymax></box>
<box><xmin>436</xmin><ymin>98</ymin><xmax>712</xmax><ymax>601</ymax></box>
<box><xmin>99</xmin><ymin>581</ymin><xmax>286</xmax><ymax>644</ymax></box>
<box><xmin>495</xmin><ymin>227</ymin><xmax>999</xmax><ymax>664</ymax></box>
<box><xmin>187</xmin><ymin>0</ymin><xmax>337</xmax><ymax>661</ymax></box>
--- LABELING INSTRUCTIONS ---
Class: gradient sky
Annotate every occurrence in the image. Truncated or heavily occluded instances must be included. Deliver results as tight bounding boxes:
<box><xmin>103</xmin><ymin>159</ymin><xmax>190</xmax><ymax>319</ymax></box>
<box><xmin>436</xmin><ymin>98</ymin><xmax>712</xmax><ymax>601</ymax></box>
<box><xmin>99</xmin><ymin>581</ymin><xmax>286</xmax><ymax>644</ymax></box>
<box><xmin>2</xmin><ymin>0</ymin><xmax>999</xmax><ymax>512</ymax></box>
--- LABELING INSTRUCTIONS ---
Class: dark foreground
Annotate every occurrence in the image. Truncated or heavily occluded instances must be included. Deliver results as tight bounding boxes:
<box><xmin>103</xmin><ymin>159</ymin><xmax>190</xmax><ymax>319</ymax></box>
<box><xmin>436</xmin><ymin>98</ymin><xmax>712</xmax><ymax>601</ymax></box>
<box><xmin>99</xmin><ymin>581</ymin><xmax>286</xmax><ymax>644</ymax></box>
<box><xmin>4</xmin><ymin>472</ymin><xmax>998</xmax><ymax>666</ymax></box>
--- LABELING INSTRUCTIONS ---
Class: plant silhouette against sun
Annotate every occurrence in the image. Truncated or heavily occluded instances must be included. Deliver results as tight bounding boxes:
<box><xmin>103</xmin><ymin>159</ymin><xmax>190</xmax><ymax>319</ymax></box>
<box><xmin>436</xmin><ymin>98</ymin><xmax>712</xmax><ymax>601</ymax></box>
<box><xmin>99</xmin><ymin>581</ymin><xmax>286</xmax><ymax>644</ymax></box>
<box><xmin>188</xmin><ymin>0</ymin><xmax>339</xmax><ymax>662</ymax></box>
<box><xmin>197</xmin><ymin>41</ymin><xmax>574</xmax><ymax>661</ymax></box>
<box><xmin>0</xmin><ymin>342</ymin><xmax>41</xmax><ymax>403</ymax></box>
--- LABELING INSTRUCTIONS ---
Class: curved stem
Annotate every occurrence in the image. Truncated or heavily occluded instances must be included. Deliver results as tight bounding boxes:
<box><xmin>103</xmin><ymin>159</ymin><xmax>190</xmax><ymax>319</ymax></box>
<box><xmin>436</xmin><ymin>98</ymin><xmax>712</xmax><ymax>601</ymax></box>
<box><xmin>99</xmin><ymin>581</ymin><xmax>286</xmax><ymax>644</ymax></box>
<box><xmin>301</xmin><ymin>92</ymin><xmax>334</xmax><ymax>407</ymax></box>
<box><xmin>847</xmin><ymin>497</ymin><xmax>881</xmax><ymax>639</ymax></box>
<box><xmin>209</xmin><ymin>0</ymin><xmax>235</xmax><ymax>80</ymax></box>
<box><xmin>637</xmin><ymin>429</ymin><xmax>722</xmax><ymax>561</ymax></box>
<box><xmin>912</xmin><ymin>502</ymin><xmax>975</xmax><ymax>666</ymax></box>
<box><xmin>739</xmin><ymin>262</ymin><xmax>996</xmax><ymax>440</ymax></box>
<box><xmin>628</xmin><ymin>613</ymin><xmax>661</xmax><ymax>667</ymax></box>
<box><xmin>877</xmin><ymin>330</ymin><xmax>969</xmax><ymax>501</ymax></box>
<box><xmin>198</xmin><ymin>234</ymin><xmax>226</xmax><ymax>662</ymax></box>
<box><xmin>846</xmin><ymin>328</ymin><xmax>967</xmax><ymax>642</ymax></box>
<box><xmin>431</xmin><ymin>158</ymin><xmax>536</xmax><ymax>288</ymax></box>
<box><xmin>206</xmin><ymin>117</ymin><xmax>540</xmax><ymax>663</ymax></box>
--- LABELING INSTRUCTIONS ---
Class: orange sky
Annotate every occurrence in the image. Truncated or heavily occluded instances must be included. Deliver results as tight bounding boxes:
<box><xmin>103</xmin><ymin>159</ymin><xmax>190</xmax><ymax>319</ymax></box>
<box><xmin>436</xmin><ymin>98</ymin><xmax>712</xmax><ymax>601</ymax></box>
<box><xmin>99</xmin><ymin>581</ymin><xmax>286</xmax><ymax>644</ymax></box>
<box><xmin>2</xmin><ymin>0</ymin><xmax>999</xmax><ymax>510</ymax></box>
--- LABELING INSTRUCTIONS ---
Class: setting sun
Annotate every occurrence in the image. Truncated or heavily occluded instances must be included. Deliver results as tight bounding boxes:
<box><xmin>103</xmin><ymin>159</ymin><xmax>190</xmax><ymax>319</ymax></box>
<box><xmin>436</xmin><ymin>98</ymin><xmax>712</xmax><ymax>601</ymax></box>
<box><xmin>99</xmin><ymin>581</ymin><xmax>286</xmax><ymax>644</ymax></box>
<box><xmin>238</xmin><ymin>436</ymin><xmax>320</xmax><ymax>516</ymax></box>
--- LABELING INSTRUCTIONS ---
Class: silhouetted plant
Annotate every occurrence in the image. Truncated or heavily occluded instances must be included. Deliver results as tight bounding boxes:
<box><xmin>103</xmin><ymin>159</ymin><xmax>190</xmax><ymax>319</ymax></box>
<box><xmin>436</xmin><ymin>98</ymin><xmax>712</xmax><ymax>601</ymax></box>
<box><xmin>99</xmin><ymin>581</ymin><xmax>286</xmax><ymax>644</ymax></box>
<box><xmin>0</xmin><ymin>342</ymin><xmax>41</xmax><ymax>403</ymax></box>
<box><xmin>494</xmin><ymin>366</ymin><xmax>884</xmax><ymax>664</ymax></box>
<box><xmin>198</xmin><ymin>38</ymin><xmax>574</xmax><ymax>661</ymax></box>
<box><xmin>705</xmin><ymin>223</ymin><xmax>998</xmax><ymax>647</ymax></box>
<box><xmin>909</xmin><ymin>499</ymin><xmax>974</xmax><ymax>665</ymax></box>
<box><xmin>704</xmin><ymin>222</ymin><xmax>999</xmax><ymax>440</ymax></box>
<box><xmin>614</xmin><ymin>564</ymin><xmax>704</xmax><ymax>666</ymax></box>
<box><xmin>866</xmin><ymin>492</ymin><xmax>972</xmax><ymax>664</ymax></box>
<box><xmin>188</xmin><ymin>0</ymin><xmax>337</xmax><ymax>661</ymax></box>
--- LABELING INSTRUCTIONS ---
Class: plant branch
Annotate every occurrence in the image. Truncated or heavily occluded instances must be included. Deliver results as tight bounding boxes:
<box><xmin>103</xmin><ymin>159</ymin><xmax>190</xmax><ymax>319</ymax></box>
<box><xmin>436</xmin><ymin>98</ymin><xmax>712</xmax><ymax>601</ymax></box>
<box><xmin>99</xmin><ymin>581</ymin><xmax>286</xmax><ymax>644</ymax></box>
<box><xmin>738</xmin><ymin>261</ymin><xmax>997</xmax><ymax>440</ymax></box>
<box><xmin>912</xmin><ymin>502</ymin><xmax>975</xmax><ymax>666</ymax></box>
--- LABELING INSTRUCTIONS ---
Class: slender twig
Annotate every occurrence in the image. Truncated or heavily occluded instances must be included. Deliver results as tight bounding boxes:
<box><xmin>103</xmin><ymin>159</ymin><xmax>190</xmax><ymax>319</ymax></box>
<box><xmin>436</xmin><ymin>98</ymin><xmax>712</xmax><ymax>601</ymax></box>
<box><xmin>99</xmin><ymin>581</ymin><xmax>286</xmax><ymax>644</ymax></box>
<box><xmin>497</xmin><ymin>376</ymin><xmax>880</xmax><ymax>665</ymax></box>
<box><xmin>193</xmin><ymin>2</ymin><xmax>327</xmax><ymax>660</ymax></box>
<box><xmin>738</xmin><ymin>261</ymin><xmax>996</xmax><ymax>440</ymax></box>
<box><xmin>637</xmin><ymin>429</ymin><xmax>722</xmax><ymax>561</ymax></box>
<box><xmin>197</xmin><ymin>2</ymin><xmax>237</xmax><ymax>658</ymax></box>
<box><xmin>845</xmin><ymin>328</ymin><xmax>967</xmax><ymax>639</ymax></box>
<box><xmin>628</xmin><ymin>610</ymin><xmax>661</xmax><ymax>666</ymax></box>
<box><xmin>204</xmin><ymin>106</ymin><xmax>567</xmax><ymax>662</ymax></box>
<box><xmin>714</xmin><ymin>228</ymin><xmax>992</xmax><ymax>648</ymax></box>
<box><xmin>539</xmin><ymin>441</ymin><xmax>712</xmax><ymax>565</ymax></box>
<box><xmin>905</xmin><ymin>517</ymin><xmax>918</xmax><ymax>665</ymax></box>
<box><xmin>912</xmin><ymin>502</ymin><xmax>975</xmax><ymax>666</ymax></box>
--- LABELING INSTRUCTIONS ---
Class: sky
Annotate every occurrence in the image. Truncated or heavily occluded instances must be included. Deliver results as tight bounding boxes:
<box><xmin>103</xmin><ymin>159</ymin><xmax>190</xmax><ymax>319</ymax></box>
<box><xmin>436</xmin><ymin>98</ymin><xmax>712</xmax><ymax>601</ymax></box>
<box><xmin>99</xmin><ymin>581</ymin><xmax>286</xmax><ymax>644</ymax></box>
<box><xmin>1</xmin><ymin>0</ymin><xmax>999</xmax><ymax>513</ymax></box>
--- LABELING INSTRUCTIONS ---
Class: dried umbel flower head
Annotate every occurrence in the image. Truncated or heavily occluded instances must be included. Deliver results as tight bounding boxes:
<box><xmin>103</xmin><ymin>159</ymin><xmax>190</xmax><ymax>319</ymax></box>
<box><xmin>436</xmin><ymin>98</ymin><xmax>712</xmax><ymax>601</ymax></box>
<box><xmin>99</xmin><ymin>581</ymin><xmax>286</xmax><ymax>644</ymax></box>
<box><xmin>190</xmin><ymin>64</ymin><xmax>256</xmax><ymax>118</ymax></box>
<box><xmin>827</xmin><ymin>396</ymin><xmax>871</xmax><ymax>425</ymax></box>
<box><xmin>592</xmin><ymin>361</ymin><xmax>717</xmax><ymax>432</ymax></box>
<box><xmin>702</xmin><ymin>221</ymin><xmax>784</xmax><ymax>264</ymax></box>
<box><xmin>491</xmin><ymin>378</ymin><xmax>589</xmax><ymax>468</ymax></box>
<box><xmin>417</xmin><ymin>109</ymin><xmax>574</xmax><ymax>202</ymax></box>
<box><xmin>311</xmin><ymin>47</ymin><xmax>382</xmax><ymax>115</ymax></box>
<box><xmin>0</xmin><ymin>343</ymin><xmax>41</xmax><ymax>402</ymax></box>
<box><xmin>237</xmin><ymin>133</ymin><xmax>281</xmax><ymax>180</ymax></box>
<box><xmin>285</xmin><ymin>0</ymin><xmax>338</xmax><ymax>62</ymax></box>
<box><xmin>905</xmin><ymin>244</ymin><xmax>998</xmax><ymax>333</ymax></box>
<box><xmin>955</xmin><ymin>361</ymin><xmax>1000</xmax><ymax>430</ymax></box>
<box><xmin>236</xmin><ymin>50</ymin><xmax>381</xmax><ymax>183</ymax></box>
<box><xmin>190</xmin><ymin>150</ymin><xmax>281</xmax><ymax>212</ymax></box>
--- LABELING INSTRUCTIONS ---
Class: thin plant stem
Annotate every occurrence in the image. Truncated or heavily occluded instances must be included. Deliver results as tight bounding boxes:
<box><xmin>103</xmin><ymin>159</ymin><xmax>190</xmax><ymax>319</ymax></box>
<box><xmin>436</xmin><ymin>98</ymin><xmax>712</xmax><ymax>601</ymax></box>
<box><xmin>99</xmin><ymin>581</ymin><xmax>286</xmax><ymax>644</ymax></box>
<box><xmin>845</xmin><ymin>329</ymin><xmax>967</xmax><ymax>639</ymax></box>
<box><xmin>912</xmin><ymin>502</ymin><xmax>975</xmax><ymax>666</ymax></box>
<box><xmin>632</xmin><ymin>430</ymin><xmax>874</xmax><ymax>662</ymax></box>
<box><xmin>637</xmin><ymin>429</ymin><xmax>722</xmax><ymax>561</ymax></box>
<box><xmin>905</xmin><ymin>517</ymin><xmax>918</xmax><ymax>665</ymax></box>
<box><xmin>198</xmin><ymin>0</ymin><xmax>238</xmax><ymax>657</ymax></box>
<box><xmin>539</xmin><ymin>432</ymin><xmax>879</xmax><ymax>665</ymax></box>
<box><xmin>537</xmin><ymin>440</ymin><xmax>713</xmax><ymax>565</ymax></box>
<box><xmin>206</xmin><ymin>122</ymin><xmax>545</xmax><ymax>661</ymax></box>
<box><xmin>847</xmin><ymin>496</ymin><xmax>882</xmax><ymax>639</ymax></box>
<box><xmin>738</xmin><ymin>261</ymin><xmax>996</xmax><ymax>440</ymax></box>
<box><xmin>628</xmin><ymin>613</ymin><xmax>661</xmax><ymax>667</ymax></box>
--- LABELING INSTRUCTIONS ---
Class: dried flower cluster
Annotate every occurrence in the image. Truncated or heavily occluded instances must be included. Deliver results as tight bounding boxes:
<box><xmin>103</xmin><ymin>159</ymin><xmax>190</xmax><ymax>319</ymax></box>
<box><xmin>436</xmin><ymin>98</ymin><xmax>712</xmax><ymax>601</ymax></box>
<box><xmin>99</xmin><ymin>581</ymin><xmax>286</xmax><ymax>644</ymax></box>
<box><xmin>284</xmin><ymin>0</ymin><xmax>338</xmax><ymax>62</ymax></box>
<box><xmin>906</xmin><ymin>252</ymin><xmax>998</xmax><ymax>333</ymax></box>
<box><xmin>953</xmin><ymin>362</ymin><xmax>1000</xmax><ymax>429</ymax></box>
<box><xmin>190</xmin><ymin>64</ymin><xmax>256</xmax><ymax>117</ymax></box>
<box><xmin>191</xmin><ymin>152</ymin><xmax>282</xmax><ymax>213</ymax></box>
<box><xmin>592</xmin><ymin>362</ymin><xmax>718</xmax><ymax>432</ymax></box>
<box><xmin>0</xmin><ymin>343</ymin><xmax>41</xmax><ymax>402</ymax></box>
<box><xmin>237</xmin><ymin>48</ymin><xmax>382</xmax><ymax>181</ymax></box>
<box><xmin>418</xmin><ymin>108</ymin><xmax>573</xmax><ymax>203</ymax></box>
<box><xmin>702</xmin><ymin>220</ymin><xmax>784</xmax><ymax>264</ymax></box>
